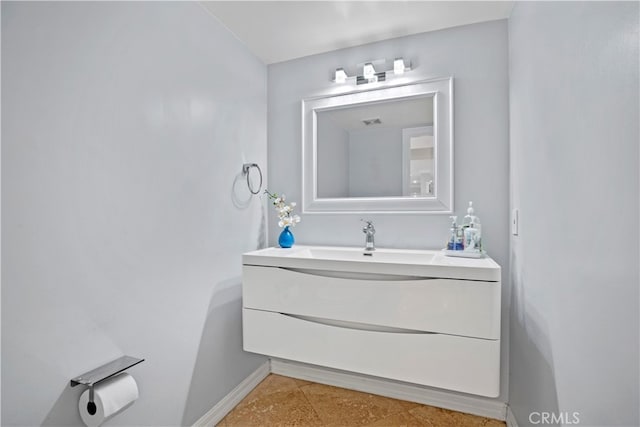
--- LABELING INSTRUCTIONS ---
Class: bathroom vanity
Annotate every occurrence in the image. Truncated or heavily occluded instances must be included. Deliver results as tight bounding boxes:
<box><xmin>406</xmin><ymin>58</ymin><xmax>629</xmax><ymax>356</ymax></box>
<box><xmin>242</xmin><ymin>245</ymin><xmax>501</xmax><ymax>397</ymax></box>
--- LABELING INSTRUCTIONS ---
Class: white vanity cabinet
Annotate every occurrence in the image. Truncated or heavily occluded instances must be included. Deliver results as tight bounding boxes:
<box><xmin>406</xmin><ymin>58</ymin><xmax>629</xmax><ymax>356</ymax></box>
<box><xmin>242</xmin><ymin>246</ymin><xmax>501</xmax><ymax>398</ymax></box>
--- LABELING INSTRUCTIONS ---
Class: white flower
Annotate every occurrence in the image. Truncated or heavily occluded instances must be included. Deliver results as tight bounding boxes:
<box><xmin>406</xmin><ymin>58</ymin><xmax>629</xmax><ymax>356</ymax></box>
<box><xmin>265</xmin><ymin>189</ymin><xmax>301</xmax><ymax>228</ymax></box>
<box><xmin>279</xmin><ymin>217</ymin><xmax>295</xmax><ymax>227</ymax></box>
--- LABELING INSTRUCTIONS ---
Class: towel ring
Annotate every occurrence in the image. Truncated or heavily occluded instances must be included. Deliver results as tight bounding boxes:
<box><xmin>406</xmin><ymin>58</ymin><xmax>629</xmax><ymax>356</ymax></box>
<box><xmin>242</xmin><ymin>163</ymin><xmax>263</xmax><ymax>195</ymax></box>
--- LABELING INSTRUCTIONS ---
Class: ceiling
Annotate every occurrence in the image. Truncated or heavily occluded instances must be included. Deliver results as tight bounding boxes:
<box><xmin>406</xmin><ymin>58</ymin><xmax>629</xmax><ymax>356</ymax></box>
<box><xmin>320</xmin><ymin>95</ymin><xmax>433</xmax><ymax>131</ymax></box>
<box><xmin>201</xmin><ymin>1</ymin><xmax>514</xmax><ymax>64</ymax></box>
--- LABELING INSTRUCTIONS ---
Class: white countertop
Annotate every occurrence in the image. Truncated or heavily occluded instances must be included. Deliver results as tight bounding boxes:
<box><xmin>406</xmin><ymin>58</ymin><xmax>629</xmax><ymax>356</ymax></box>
<box><xmin>243</xmin><ymin>245</ymin><xmax>501</xmax><ymax>281</ymax></box>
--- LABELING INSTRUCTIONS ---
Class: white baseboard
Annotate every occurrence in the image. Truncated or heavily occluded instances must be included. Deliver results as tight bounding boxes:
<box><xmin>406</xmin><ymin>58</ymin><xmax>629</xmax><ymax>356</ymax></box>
<box><xmin>192</xmin><ymin>361</ymin><xmax>270</xmax><ymax>427</ymax></box>
<box><xmin>194</xmin><ymin>358</ymin><xmax>508</xmax><ymax>425</ymax></box>
<box><xmin>270</xmin><ymin>358</ymin><xmax>507</xmax><ymax>421</ymax></box>
<box><xmin>506</xmin><ymin>405</ymin><xmax>519</xmax><ymax>427</ymax></box>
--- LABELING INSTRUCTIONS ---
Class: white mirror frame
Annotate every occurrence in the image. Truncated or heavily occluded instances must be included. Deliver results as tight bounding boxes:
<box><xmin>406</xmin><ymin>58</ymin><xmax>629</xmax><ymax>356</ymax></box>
<box><xmin>302</xmin><ymin>77</ymin><xmax>453</xmax><ymax>214</ymax></box>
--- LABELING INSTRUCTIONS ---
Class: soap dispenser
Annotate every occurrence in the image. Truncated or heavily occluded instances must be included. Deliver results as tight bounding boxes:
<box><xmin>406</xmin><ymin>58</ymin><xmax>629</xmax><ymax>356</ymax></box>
<box><xmin>447</xmin><ymin>216</ymin><xmax>463</xmax><ymax>250</ymax></box>
<box><xmin>462</xmin><ymin>201</ymin><xmax>482</xmax><ymax>253</ymax></box>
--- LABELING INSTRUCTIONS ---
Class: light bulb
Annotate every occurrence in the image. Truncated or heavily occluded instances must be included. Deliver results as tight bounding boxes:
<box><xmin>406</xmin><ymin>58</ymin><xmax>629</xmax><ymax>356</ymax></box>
<box><xmin>334</xmin><ymin>68</ymin><xmax>347</xmax><ymax>84</ymax></box>
<box><xmin>394</xmin><ymin>58</ymin><xmax>405</xmax><ymax>75</ymax></box>
<box><xmin>363</xmin><ymin>63</ymin><xmax>376</xmax><ymax>79</ymax></box>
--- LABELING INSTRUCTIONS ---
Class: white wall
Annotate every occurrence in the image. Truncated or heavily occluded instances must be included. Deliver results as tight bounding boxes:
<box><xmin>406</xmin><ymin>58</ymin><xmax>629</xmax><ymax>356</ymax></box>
<box><xmin>268</xmin><ymin>20</ymin><xmax>510</xmax><ymax>402</ymax></box>
<box><xmin>1</xmin><ymin>2</ymin><xmax>267</xmax><ymax>426</ymax></box>
<box><xmin>508</xmin><ymin>2</ymin><xmax>639</xmax><ymax>426</ymax></box>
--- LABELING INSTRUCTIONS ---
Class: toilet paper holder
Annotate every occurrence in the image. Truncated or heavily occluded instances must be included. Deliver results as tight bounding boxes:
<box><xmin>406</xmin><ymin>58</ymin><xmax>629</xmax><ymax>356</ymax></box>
<box><xmin>71</xmin><ymin>356</ymin><xmax>144</xmax><ymax>414</ymax></box>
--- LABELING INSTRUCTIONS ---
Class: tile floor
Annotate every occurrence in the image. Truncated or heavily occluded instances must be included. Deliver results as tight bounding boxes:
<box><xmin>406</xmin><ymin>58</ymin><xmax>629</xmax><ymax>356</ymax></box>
<box><xmin>217</xmin><ymin>374</ymin><xmax>506</xmax><ymax>426</ymax></box>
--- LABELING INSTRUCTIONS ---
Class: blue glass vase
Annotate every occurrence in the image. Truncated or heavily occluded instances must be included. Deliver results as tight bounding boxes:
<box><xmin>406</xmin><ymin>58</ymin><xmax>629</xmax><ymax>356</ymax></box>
<box><xmin>278</xmin><ymin>226</ymin><xmax>295</xmax><ymax>248</ymax></box>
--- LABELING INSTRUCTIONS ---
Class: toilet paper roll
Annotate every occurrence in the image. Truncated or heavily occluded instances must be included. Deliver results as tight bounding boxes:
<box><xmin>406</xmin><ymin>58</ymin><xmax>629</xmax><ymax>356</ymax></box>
<box><xmin>78</xmin><ymin>373</ymin><xmax>139</xmax><ymax>427</ymax></box>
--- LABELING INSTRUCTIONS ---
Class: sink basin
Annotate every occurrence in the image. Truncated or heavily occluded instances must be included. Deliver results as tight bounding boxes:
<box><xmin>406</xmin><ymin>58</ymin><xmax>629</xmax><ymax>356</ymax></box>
<box><xmin>287</xmin><ymin>246</ymin><xmax>434</xmax><ymax>265</ymax></box>
<box><xmin>243</xmin><ymin>245</ymin><xmax>500</xmax><ymax>281</ymax></box>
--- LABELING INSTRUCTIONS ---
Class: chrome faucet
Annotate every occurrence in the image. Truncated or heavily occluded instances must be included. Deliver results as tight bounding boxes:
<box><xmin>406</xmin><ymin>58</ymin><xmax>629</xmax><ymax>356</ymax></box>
<box><xmin>361</xmin><ymin>220</ymin><xmax>376</xmax><ymax>252</ymax></box>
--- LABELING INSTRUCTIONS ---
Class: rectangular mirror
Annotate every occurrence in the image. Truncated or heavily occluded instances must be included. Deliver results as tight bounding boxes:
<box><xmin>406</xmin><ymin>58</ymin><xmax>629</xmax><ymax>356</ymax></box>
<box><xmin>302</xmin><ymin>77</ymin><xmax>453</xmax><ymax>213</ymax></box>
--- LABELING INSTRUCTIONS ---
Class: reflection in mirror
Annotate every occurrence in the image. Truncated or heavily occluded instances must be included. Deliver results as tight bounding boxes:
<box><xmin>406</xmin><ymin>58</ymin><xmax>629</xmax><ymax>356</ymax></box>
<box><xmin>403</xmin><ymin>125</ymin><xmax>434</xmax><ymax>197</ymax></box>
<box><xmin>302</xmin><ymin>77</ymin><xmax>453</xmax><ymax>213</ymax></box>
<box><xmin>317</xmin><ymin>96</ymin><xmax>434</xmax><ymax>198</ymax></box>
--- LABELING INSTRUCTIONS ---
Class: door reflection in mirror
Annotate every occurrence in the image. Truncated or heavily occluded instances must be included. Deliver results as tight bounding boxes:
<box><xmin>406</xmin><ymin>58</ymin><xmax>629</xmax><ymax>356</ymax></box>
<box><xmin>402</xmin><ymin>126</ymin><xmax>434</xmax><ymax>197</ymax></box>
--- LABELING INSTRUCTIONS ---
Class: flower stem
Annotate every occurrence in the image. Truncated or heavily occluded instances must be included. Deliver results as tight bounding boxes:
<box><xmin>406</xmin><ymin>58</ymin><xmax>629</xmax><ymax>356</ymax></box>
<box><xmin>264</xmin><ymin>189</ymin><xmax>278</xmax><ymax>200</ymax></box>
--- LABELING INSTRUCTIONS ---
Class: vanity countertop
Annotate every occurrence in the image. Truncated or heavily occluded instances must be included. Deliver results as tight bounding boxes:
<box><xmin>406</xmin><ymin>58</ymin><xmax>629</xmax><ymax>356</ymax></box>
<box><xmin>243</xmin><ymin>245</ymin><xmax>501</xmax><ymax>281</ymax></box>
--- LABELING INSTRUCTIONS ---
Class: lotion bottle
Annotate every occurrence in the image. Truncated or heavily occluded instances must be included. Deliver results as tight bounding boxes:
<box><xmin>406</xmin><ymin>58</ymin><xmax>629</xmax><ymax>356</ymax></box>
<box><xmin>463</xmin><ymin>202</ymin><xmax>482</xmax><ymax>252</ymax></box>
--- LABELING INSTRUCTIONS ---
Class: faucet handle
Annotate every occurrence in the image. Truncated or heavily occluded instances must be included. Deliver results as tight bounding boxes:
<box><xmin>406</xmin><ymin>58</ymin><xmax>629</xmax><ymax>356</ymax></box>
<box><xmin>360</xmin><ymin>219</ymin><xmax>375</xmax><ymax>233</ymax></box>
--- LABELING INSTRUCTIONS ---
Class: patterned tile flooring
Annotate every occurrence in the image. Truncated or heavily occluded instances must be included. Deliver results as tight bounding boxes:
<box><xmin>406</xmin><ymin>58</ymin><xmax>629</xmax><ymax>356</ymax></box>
<box><xmin>217</xmin><ymin>374</ymin><xmax>506</xmax><ymax>426</ymax></box>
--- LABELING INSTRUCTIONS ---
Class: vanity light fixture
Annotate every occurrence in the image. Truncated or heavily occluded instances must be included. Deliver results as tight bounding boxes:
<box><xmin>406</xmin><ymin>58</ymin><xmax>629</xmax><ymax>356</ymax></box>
<box><xmin>394</xmin><ymin>58</ymin><xmax>406</xmax><ymax>75</ymax></box>
<box><xmin>363</xmin><ymin>63</ymin><xmax>376</xmax><ymax>79</ymax></box>
<box><xmin>334</xmin><ymin>68</ymin><xmax>348</xmax><ymax>84</ymax></box>
<box><xmin>332</xmin><ymin>57</ymin><xmax>411</xmax><ymax>85</ymax></box>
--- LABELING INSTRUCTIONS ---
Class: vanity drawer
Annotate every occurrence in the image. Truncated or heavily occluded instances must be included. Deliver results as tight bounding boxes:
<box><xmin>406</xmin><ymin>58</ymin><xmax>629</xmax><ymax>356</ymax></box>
<box><xmin>242</xmin><ymin>265</ymin><xmax>500</xmax><ymax>340</ymax></box>
<box><xmin>243</xmin><ymin>308</ymin><xmax>500</xmax><ymax>397</ymax></box>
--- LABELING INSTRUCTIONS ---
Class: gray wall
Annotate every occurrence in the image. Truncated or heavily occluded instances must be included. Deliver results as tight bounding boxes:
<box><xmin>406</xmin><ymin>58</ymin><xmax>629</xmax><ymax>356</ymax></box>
<box><xmin>508</xmin><ymin>2</ymin><xmax>639</xmax><ymax>426</ymax></box>
<box><xmin>1</xmin><ymin>2</ymin><xmax>267</xmax><ymax>426</ymax></box>
<box><xmin>317</xmin><ymin>118</ymin><xmax>349</xmax><ymax>198</ymax></box>
<box><xmin>348</xmin><ymin>127</ymin><xmax>402</xmax><ymax>197</ymax></box>
<box><xmin>268</xmin><ymin>20</ymin><xmax>510</xmax><ymax>402</ymax></box>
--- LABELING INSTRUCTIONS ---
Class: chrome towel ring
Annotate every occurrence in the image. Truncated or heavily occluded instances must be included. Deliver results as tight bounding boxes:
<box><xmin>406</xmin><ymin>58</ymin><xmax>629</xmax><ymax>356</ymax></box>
<box><xmin>242</xmin><ymin>163</ymin><xmax>263</xmax><ymax>194</ymax></box>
